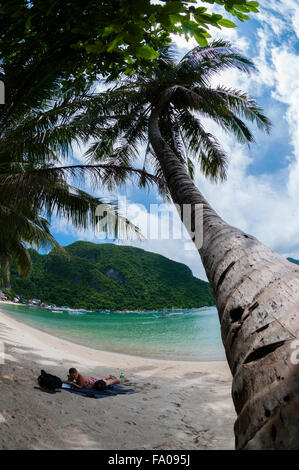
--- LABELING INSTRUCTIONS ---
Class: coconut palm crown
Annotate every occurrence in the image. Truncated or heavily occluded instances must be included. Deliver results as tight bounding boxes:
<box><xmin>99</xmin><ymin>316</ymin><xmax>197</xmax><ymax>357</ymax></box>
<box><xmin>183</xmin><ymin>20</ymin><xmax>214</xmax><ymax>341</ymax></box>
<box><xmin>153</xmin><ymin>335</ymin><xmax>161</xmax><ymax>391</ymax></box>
<box><xmin>85</xmin><ymin>40</ymin><xmax>271</xmax><ymax>188</ymax></box>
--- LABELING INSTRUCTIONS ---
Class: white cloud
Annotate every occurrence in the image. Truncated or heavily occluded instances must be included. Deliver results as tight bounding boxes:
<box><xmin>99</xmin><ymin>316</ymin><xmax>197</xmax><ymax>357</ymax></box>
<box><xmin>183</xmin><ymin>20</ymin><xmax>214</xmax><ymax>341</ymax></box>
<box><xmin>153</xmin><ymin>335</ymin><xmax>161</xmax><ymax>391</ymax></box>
<box><xmin>269</xmin><ymin>48</ymin><xmax>299</xmax><ymax>200</ymax></box>
<box><xmin>260</xmin><ymin>0</ymin><xmax>299</xmax><ymax>39</ymax></box>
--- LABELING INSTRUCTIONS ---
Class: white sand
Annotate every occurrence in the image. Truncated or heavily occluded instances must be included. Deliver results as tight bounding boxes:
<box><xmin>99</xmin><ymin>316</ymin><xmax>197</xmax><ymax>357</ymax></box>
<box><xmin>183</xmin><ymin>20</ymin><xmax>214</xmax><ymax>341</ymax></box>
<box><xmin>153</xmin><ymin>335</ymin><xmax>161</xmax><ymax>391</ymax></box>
<box><xmin>0</xmin><ymin>306</ymin><xmax>235</xmax><ymax>450</ymax></box>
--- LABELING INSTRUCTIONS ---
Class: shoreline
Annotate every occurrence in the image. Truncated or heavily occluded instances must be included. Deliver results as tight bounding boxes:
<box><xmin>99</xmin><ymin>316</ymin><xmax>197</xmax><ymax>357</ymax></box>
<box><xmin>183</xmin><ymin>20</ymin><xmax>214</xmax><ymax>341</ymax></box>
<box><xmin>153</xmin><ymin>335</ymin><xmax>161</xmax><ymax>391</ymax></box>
<box><xmin>0</xmin><ymin>301</ymin><xmax>224</xmax><ymax>362</ymax></box>
<box><xmin>0</xmin><ymin>299</ymin><xmax>215</xmax><ymax>314</ymax></box>
<box><xmin>0</xmin><ymin>306</ymin><xmax>235</xmax><ymax>450</ymax></box>
<box><xmin>0</xmin><ymin>307</ymin><xmax>227</xmax><ymax>368</ymax></box>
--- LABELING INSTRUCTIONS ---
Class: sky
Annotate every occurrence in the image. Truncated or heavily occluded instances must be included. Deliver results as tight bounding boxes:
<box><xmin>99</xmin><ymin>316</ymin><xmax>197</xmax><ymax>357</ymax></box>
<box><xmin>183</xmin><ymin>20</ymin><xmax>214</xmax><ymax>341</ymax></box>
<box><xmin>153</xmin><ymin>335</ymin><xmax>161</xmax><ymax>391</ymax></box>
<box><xmin>50</xmin><ymin>0</ymin><xmax>299</xmax><ymax>281</ymax></box>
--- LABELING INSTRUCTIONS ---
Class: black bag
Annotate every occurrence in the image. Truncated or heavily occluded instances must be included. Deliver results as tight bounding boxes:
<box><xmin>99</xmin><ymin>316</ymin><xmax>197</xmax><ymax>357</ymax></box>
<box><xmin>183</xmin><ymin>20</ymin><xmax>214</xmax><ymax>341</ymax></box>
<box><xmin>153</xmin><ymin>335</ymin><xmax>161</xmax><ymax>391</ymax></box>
<box><xmin>93</xmin><ymin>379</ymin><xmax>107</xmax><ymax>390</ymax></box>
<box><xmin>38</xmin><ymin>369</ymin><xmax>62</xmax><ymax>392</ymax></box>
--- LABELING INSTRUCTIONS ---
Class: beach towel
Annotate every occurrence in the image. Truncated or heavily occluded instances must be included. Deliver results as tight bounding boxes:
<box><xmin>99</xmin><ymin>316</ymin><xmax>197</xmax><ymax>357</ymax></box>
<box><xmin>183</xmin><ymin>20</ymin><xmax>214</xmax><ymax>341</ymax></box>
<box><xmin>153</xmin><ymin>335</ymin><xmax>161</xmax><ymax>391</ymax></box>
<box><xmin>61</xmin><ymin>382</ymin><xmax>137</xmax><ymax>399</ymax></box>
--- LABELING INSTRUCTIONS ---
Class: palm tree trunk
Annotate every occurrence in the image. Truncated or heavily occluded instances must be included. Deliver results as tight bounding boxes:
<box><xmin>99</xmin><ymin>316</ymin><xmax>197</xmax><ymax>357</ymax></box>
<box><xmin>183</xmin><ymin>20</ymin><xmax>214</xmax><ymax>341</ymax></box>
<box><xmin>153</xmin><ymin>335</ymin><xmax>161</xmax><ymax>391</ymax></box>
<box><xmin>149</xmin><ymin>107</ymin><xmax>299</xmax><ymax>450</ymax></box>
<box><xmin>1</xmin><ymin>256</ymin><xmax>11</xmax><ymax>289</ymax></box>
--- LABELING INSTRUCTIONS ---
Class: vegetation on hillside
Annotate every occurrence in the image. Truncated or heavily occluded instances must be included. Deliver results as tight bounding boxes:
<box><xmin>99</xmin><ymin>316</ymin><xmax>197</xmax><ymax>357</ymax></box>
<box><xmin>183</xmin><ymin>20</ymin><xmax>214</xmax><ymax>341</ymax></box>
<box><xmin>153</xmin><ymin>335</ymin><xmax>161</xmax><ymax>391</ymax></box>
<box><xmin>9</xmin><ymin>242</ymin><xmax>214</xmax><ymax>311</ymax></box>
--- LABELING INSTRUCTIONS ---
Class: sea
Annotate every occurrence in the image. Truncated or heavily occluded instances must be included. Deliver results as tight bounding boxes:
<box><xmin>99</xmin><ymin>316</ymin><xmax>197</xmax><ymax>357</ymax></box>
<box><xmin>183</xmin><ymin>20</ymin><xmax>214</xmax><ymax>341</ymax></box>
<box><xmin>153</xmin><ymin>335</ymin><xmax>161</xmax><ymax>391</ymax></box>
<box><xmin>0</xmin><ymin>304</ymin><xmax>226</xmax><ymax>361</ymax></box>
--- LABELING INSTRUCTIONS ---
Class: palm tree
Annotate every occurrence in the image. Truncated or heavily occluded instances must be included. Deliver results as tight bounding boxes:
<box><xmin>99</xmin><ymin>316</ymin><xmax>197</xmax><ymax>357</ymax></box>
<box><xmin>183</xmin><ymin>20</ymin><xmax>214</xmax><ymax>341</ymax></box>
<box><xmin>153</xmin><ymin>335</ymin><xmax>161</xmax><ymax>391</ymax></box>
<box><xmin>0</xmin><ymin>69</ymin><xmax>160</xmax><ymax>285</ymax></box>
<box><xmin>0</xmin><ymin>214</ymin><xmax>65</xmax><ymax>289</ymax></box>
<box><xmin>82</xmin><ymin>41</ymin><xmax>299</xmax><ymax>449</ymax></box>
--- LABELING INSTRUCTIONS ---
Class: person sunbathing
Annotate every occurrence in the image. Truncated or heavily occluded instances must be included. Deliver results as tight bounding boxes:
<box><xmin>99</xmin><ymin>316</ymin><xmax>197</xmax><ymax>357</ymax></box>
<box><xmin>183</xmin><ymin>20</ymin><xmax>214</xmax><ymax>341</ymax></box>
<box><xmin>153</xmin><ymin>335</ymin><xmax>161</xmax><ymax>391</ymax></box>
<box><xmin>67</xmin><ymin>367</ymin><xmax>129</xmax><ymax>390</ymax></box>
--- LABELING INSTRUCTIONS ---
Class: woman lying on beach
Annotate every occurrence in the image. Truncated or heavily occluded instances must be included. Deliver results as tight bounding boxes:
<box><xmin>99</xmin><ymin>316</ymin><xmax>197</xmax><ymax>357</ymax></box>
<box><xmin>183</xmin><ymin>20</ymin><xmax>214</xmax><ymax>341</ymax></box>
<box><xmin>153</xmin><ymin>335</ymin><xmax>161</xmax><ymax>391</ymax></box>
<box><xmin>67</xmin><ymin>367</ymin><xmax>129</xmax><ymax>390</ymax></box>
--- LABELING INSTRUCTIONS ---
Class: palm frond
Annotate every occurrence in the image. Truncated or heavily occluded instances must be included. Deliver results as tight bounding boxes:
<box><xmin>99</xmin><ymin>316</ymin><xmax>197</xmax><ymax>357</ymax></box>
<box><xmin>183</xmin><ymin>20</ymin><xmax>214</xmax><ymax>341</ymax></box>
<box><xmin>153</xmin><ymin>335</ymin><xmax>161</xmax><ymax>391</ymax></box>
<box><xmin>0</xmin><ymin>162</ymin><xmax>160</xmax><ymax>238</ymax></box>
<box><xmin>8</xmin><ymin>240</ymin><xmax>32</xmax><ymax>277</ymax></box>
<box><xmin>215</xmin><ymin>112</ymin><xmax>255</xmax><ymax>144</ymax></box>
<box><xmin>178</xmin><ymin>109</ymin><xmax>228</xmax><ymax>181</ymax></box>
<box><xmin>177</xmin><ymin>40</ymin><xmax>255</xmax><ymax>86</ymax></box>
<box><xmin>85</xmin><ymin>112</ymin><xmax>149</xmax><ymax>166</ymax></box>
<box><xmin>0</xmin><ymin>163</ymin><xmax>161</xmax><ymax>196</ymax></box>
<box><xmin>187</xmin><ymin>157</ymin><xmax>195</xmax><ymax>180</ymax></box>
<box><xmin>214</xmin><ymin>86</ymin><xmax>272</xmax><ymax>133</ymax></box>
<box><xmin>0</xmin><ymin>203</ymin><xmax>64</xmax><ymax>251</ymax></box>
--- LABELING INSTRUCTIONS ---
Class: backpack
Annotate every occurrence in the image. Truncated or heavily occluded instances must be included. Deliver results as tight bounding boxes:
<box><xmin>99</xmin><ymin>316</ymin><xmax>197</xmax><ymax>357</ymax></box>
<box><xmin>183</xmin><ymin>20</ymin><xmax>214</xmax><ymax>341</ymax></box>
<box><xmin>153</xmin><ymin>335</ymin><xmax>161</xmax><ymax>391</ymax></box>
<box><xmin>38</xmin><ymin>369</ymin><xmax>62</xmax><ymax>392</ymax></box>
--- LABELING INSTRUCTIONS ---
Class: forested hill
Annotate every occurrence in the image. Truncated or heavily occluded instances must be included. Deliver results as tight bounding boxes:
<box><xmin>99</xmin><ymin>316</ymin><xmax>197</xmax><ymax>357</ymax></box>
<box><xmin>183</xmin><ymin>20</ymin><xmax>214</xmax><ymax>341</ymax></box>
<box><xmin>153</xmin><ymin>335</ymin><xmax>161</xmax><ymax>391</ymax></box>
<box><xmin>10</xmin><ymin>242</ymin><xmax>214</xmax><ymax>311</ymax></box>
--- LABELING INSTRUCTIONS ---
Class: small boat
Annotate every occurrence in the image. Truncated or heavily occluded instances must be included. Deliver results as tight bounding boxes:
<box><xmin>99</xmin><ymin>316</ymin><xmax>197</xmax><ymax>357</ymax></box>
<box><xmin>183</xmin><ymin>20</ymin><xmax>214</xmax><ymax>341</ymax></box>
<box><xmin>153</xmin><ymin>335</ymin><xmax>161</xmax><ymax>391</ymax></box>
<box><xmin>67</xmin><ymin>309</ymin><xmax>87</xmax><ymax>315</ymax></box>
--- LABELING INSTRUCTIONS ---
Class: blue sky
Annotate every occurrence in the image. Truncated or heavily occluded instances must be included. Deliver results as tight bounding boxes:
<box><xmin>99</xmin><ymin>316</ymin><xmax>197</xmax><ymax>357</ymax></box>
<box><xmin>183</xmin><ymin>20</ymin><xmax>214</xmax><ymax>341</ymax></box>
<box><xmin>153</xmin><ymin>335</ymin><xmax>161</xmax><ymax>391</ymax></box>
<box><xmin>50</xmin><ymin>0</ymin><xmax>299</xmax><ymax>280</ymax></box>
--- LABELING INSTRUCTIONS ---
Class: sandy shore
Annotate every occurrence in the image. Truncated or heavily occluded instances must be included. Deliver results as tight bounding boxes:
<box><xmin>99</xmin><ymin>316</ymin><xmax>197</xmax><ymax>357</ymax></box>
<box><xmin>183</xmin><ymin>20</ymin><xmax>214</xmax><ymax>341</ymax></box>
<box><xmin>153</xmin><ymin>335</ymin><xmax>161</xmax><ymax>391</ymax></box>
<box><xmin>0</xmin><ymin>306</ymin><xmax>235</xmax><ymax>450</ymax></box>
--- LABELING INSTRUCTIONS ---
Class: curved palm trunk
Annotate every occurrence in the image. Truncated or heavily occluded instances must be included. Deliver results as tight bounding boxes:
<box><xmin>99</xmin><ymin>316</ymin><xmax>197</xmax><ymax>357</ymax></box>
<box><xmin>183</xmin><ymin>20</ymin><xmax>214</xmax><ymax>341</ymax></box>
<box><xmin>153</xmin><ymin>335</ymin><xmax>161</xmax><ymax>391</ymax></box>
<box><xmin>1</xmin><ymin>257</ymin><xmax>11</xmax><ymax>289</ymax></box>
<box><xmin>149</xmin><ymin>108</ymin><xmax>299</xmax><ymax>450</ymax></box>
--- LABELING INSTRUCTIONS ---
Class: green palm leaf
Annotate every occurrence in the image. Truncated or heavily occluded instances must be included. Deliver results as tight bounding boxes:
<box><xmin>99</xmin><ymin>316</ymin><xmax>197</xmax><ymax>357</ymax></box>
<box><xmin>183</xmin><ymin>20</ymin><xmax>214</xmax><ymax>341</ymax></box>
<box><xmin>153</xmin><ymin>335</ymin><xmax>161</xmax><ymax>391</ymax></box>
<box><xmin>81</xmin><ymin>41</ymin><xmax>270</xmax><ymax>190</ymax></box>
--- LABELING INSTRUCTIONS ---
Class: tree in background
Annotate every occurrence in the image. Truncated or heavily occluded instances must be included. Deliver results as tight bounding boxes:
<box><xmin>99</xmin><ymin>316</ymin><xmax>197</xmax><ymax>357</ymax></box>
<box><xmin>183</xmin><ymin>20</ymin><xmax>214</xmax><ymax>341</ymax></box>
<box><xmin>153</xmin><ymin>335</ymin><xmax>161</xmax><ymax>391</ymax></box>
<box><xmin>0</xmin><ymin>215</ymin><xmax>65</xmax><ymax>289</ymax></box>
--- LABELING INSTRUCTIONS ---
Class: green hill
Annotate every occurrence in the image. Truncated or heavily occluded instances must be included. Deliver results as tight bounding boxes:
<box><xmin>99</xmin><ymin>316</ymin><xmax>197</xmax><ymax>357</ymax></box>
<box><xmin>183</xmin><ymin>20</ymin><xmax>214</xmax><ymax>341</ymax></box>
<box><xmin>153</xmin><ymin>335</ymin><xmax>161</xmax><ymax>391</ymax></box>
<box><xmin>9</xmin><ymin>242</ymin><xmax>214</xmax><ymax>311</ymax></box>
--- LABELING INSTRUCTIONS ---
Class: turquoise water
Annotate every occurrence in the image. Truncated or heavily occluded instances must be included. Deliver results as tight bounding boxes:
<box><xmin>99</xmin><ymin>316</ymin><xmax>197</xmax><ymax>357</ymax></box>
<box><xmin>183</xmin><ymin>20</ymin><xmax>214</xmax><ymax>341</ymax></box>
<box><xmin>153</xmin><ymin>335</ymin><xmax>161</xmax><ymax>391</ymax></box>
<box><xmin>0</xmin><ymin>304</ymin><xmax>225</xmax><ymax>361</ymax></box>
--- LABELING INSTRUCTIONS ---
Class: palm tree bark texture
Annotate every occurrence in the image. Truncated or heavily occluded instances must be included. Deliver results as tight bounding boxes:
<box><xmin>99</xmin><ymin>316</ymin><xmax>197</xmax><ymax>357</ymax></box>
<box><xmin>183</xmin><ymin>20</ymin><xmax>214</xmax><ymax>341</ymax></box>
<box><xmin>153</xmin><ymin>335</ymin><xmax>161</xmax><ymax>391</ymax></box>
<box><xmin>149</xmin><ymin>105</ymin><xmax>299</xmax><ymax>450</ymax></box>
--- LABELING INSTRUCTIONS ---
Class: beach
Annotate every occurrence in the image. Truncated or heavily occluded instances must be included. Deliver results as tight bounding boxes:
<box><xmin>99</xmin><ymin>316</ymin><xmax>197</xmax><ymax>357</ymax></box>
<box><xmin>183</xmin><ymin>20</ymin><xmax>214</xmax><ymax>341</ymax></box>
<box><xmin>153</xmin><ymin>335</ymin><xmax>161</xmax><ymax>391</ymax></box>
<box><xmin>0</xmin><ymin>305</ymin><xmax>235</xmax><ymax>450</ymax></box>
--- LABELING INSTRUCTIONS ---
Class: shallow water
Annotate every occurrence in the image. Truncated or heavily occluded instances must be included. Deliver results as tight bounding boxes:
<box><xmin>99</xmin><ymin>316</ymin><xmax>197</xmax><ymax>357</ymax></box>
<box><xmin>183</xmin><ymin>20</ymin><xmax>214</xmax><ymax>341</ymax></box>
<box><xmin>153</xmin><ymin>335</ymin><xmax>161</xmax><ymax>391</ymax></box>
<box><xmin>1</xmin><ymin>304</ymin><xmax>226</xmax><ymax>361</ymax></box>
